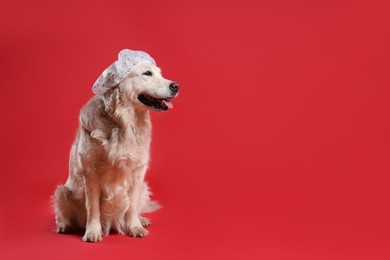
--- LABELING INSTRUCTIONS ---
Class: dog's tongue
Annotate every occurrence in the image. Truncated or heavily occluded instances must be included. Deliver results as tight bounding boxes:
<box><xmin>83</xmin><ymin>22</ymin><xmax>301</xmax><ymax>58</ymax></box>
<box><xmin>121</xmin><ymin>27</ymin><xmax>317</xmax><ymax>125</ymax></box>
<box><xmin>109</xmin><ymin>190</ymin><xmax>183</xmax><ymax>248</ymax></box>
<box><xmin>163</xmin><ymin>100</ymin><xmax>173</xmax><ymax>109</ymax></box>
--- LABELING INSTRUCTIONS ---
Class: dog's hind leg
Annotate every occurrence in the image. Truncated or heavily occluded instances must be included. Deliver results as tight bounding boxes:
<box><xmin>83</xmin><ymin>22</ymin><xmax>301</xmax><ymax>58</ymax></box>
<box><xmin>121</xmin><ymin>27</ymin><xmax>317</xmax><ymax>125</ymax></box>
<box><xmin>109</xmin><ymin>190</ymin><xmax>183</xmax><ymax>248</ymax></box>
<box><xmin>138</xmin><ymin>182</ymin><xmax>161</xmax><ymax>227</ymax></box>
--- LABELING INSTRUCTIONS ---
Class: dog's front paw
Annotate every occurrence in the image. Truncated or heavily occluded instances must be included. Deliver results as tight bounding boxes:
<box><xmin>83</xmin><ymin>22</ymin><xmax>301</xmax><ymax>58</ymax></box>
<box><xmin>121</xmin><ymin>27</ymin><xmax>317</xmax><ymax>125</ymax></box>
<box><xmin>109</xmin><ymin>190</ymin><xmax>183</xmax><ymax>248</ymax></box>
<box><xmin>129</xmin><ymin>226</ymin><xmax>149</xmax><ymax>238</ymax></box>
<box><xmin>82</xmin><ymin>228</ymin><xmax>102</xmax><ymax>242</ymax></box>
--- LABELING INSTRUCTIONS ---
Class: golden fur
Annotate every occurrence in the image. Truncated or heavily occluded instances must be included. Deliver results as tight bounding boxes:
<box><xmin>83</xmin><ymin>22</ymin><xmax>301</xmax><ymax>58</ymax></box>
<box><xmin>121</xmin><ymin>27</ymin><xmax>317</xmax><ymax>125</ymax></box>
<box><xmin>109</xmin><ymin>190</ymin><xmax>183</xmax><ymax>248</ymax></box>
<box><xmin>53</xmin><ymin>63</ymin><xmax>178</xmax><ymax>242</ymax></box>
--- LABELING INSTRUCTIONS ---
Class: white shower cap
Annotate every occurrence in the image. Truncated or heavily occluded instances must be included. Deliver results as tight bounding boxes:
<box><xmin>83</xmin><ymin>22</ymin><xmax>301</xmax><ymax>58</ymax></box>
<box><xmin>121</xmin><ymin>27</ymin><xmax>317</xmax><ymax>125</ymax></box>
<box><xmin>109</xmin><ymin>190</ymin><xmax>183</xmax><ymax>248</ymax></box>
<box><xmin>92</xmin><ymin>49</ymin><xmax>156</xmax><ymax>95</ymax></box>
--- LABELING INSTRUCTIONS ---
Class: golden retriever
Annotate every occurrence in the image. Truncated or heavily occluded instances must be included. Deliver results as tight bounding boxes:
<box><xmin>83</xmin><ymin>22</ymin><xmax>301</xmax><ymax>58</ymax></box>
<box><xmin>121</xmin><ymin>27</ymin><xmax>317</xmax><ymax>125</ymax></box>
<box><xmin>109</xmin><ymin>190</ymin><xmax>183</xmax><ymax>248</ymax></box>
<box><xmin>52</xmin><ymin>61</ymin><xmax>179</xmax><ymax>242</ymax></box>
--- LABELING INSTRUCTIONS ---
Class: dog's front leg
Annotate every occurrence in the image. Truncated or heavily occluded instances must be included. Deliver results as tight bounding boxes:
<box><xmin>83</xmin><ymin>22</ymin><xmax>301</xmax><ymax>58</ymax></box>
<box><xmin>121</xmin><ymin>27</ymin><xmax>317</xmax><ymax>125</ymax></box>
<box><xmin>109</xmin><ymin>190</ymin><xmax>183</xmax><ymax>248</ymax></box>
<box><xmin>125</xmin><ymin>166</ymin><xmax>148</xmax><ymax>238</ymax></box>
<box><xmin>82</xmin><ymin>176</ymin><xmax>102</xmax><ymax>242</ymax></box>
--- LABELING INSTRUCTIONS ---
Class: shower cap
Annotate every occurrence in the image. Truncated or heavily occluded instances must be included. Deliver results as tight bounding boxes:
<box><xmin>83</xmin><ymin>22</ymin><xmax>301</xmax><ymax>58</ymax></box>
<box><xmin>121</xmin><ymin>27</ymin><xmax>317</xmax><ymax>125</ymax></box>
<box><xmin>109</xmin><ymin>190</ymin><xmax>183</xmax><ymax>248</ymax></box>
<box><xmin>92</xmin><ymin>49</ymin><xmax>156</xmax><ymax>95</ymax></box>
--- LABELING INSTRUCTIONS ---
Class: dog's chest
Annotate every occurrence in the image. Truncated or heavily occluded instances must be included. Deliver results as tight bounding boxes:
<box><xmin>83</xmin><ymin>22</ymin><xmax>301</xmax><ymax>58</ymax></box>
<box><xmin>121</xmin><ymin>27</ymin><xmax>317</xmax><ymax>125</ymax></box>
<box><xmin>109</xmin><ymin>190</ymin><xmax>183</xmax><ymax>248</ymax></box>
<box><xmin>120</xmin><ymin>128</ymin><xmax>150</xmax><ymax>162</ymax></box>
<box><xmin>107</xmin><ymin>117</ymin><xmax>152</xmax><ymax>166</ymax></box>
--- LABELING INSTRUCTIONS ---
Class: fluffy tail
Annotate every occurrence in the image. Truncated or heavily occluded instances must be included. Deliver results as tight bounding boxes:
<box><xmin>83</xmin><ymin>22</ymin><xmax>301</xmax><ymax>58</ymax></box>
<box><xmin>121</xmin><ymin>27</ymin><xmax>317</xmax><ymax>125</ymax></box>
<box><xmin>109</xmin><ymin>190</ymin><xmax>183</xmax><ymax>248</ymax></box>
<box><xmin>140</xmin><ymin>182</ymin><xmax>162</xmax><ymax>213</ymax></box>
<box><xmin>141</xmin><ymin>200</ymin><xmax>162</xmax><ymax>213</ymax></box>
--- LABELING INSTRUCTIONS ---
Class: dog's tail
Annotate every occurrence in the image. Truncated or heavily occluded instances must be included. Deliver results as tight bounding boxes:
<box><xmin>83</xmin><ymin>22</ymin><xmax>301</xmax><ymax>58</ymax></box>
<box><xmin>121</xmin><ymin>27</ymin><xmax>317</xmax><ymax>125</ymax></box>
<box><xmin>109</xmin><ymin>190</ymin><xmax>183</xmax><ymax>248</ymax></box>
<box><xmin>140</xmin><ymin>182</ymin><xmax>162</xmax><ymax>213</ymax></box>
<box><xmin>141</xmin><ymin>200</ymin><xmax>162</xmax><ymax>213</ymax></box>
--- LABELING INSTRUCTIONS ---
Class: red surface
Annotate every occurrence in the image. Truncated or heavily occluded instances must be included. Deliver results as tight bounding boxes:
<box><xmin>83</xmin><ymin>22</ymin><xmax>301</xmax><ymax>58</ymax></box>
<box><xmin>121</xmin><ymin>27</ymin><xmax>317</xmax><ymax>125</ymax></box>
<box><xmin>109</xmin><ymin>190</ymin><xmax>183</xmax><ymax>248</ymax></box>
<box><xmin>1</xmin><ymin>0</ymin><xmax>390</xmax><ymax>259</ymax></box>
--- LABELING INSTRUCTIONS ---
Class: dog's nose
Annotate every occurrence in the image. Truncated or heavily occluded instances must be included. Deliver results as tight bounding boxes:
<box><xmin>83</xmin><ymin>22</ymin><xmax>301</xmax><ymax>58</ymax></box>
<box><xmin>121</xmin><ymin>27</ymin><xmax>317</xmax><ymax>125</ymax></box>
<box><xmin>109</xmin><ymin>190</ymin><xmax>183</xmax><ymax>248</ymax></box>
<box><xmin>169</xmin><ymin>82</ymin><xmax>179</xmax><ymax>93</ymax></box>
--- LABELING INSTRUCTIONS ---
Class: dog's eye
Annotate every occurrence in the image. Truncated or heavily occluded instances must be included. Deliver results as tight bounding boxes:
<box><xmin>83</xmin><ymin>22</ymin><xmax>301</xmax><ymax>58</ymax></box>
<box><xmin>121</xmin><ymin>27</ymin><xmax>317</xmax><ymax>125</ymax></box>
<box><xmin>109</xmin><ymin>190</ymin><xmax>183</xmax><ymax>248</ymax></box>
<box><xmin>142</xmin><ymin>71</ymin><xmax>153</xmax><ymax>76</ymax></box>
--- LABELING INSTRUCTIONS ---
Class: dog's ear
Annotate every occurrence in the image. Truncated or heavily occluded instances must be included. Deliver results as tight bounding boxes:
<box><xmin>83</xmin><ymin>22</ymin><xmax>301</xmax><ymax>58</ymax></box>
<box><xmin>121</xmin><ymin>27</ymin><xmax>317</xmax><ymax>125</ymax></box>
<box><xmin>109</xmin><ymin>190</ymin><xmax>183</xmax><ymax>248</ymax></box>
<box><xmin>103</xmin><ymin>88</ymin><xmax>123</xmax><ymax>116</ymax></box>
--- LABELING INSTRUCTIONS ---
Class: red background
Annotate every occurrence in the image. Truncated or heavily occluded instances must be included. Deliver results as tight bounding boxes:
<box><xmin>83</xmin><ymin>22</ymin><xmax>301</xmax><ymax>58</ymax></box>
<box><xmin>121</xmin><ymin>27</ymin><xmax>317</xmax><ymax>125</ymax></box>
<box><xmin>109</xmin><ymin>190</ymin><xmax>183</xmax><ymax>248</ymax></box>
<box><xmin>1</xmin><ymin>0</ymin><xmax>390</xmax><ymax>259</ymax></box>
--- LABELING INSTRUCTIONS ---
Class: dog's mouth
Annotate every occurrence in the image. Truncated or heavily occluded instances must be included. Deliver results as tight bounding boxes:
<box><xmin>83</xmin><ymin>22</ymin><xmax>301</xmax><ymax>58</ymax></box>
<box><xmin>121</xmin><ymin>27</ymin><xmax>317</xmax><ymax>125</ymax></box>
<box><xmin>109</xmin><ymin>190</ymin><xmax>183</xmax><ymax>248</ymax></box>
<box><xmin>138</xmin><ymin>94</ymin><xmax>174</xmax><ymax>111</ymax></box>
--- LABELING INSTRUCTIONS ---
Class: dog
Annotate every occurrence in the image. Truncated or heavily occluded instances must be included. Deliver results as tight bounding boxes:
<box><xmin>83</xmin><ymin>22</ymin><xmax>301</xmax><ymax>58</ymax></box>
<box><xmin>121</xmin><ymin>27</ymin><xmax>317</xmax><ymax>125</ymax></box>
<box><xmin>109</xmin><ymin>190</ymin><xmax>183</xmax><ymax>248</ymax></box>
<box><xmin>52</xmin><ymin>50</ymin><xmax>179</xmax><ymax>242</ymax></box>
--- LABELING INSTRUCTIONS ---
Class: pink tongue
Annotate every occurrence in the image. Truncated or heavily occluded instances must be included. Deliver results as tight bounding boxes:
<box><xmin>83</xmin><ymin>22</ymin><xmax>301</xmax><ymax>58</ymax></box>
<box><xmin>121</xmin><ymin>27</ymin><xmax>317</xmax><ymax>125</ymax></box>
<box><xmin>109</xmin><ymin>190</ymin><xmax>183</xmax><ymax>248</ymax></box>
<box><xmin>163</xmin><ymin>100</ymin><xmax>173</xmax><ymax>109</ymax></box>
